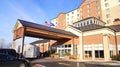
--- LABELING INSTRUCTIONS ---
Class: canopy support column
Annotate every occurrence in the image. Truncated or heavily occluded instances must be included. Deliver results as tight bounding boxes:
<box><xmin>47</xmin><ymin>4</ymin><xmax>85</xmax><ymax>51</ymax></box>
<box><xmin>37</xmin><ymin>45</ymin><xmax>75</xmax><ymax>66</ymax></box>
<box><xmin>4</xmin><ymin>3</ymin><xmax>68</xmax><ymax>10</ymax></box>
<box><xmin>20</xmin><ymin>27</ymin><xmax>25</xmax><ymax>58</ymax></box>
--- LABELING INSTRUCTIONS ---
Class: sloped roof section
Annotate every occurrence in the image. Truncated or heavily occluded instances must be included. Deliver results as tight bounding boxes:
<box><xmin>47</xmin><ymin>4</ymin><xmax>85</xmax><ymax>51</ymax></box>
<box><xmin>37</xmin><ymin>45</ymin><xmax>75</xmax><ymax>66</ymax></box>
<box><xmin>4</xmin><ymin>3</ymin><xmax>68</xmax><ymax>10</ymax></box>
<box><xmin>17</xmin><ymin>19</ymin><xmax>77</xmax><ymax>37</ymax></box>
<box><xmin>71</xmin><ymin>24</ymin><xmax>105</xmax><ymax>32</ymax></box>
<box><xmin>71</xmin><ymin>24</ymin><xmax>120</xmax><ymax>32</ymax></box>
<box><xmin>108</xmin><ymin>25</ymin><xmax>120</xmax><ymax>32</ymax></box>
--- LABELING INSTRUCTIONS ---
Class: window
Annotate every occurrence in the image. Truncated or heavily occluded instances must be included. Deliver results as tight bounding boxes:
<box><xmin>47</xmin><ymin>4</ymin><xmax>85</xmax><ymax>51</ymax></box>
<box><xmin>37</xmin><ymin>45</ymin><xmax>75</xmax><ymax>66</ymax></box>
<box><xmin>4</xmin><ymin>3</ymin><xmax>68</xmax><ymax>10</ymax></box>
<box><xmin>118</xmin><ymin>44</ymin><xmax>120</xmax><ymax>54</ymax></box>
<box><xmin>72</xmin><ymin>12</ymin><xmax>74</xmax><ymax>14</ymax></box>
<box><xmin>84</xmin><ymin>22</ymin><xmax>86</xmax><ymax>26</ymax></box>
<box><xmin>94</xmin><ymin>44</ymin><xmax>104</xmax><ymax>58</ymax></box>
<box><xmin>90</xmin><ymin>20</ymin><xmax>92</xmax><ymax>24</ymax></box>
<box><xmin>87</xmin><ymin>21</ymin><xmax>89</xmax><ymax>25</ymax></box>
<box><xmin>107</xmin><ymin>19</ymin><xmax>111</xmax><ymax>23</ymax></box>
<box><xmin>106</xmin><ymin>14</ymin><xmax>110</xmax><ymax>18</ymax></box>
<box><xmin>65</xmin><ymin>45</ymin><xmax>67</xmax><ymax>47</ymax></box>
<box><xmin>110</xmin><ymin>50</ymin><xmax>114</xmax><ymax>58</ymax></box>
<box><xmin>68</xmin><ymin>49</ymin><xmax>71</xmax><ymax>53</ymax></box>
<box><xmin>87</xmin><ymin>4</ymin><xmax>90</xmax><ymax>8</ymax></box>
<box><xmin>104</xmin><ymin>0</ymin><xmax>107</xmax><ymax>2</ymax></box>
<box><xmin>95</xmin><ymin>50</ymin><xmax>104</xmax><ymax>58</ymax></box>
<box><xmin>109</xmin><ymin>45</ymin><xmax>115</xmax><ymax>58</ymax></box>
<box><xmin>119</xmin><ymin>0</ymin><xmax>120</xmax><ymax>2</ymax></box>
<box><xmin>77</xmin><ymin>14</ymin><xmax>79</xmax><ymax>17</ymax></box>
<box><xmin>67</xmin><ymin>14</ymin><xmax>69</xmax><ymax>16</ymax></box>
<box><xmin>68</xmin><ymin>44</ymin><xmax>71</xmax><ymax>47</ymax></box>
<box><xmin>96</xmin><ymin>0</ymin><xmax>98</xmax><ymax>4</ymax></box>
<box><xmin>85</xmin><ymin>51</ymin><xmax>92</xmax><ymax>58</ymax></box>
<box><xmin>81</xmin><ymin>23</ymin><xmax>83</xmax><ymax>27</ymax></box>
<box><xmin>84</xmin><ymin>45</ymin><xmax>92</xmax><ymax>58</ymax></box>
<box><xmin>78</xmin><ymin>24</ymin><xmax>79</xmax><ymax>27</ymax></box>
<box><xmin>105</xmin><ymin>3</ymin><xmax>109</xmax><ymax>7</ymax></box>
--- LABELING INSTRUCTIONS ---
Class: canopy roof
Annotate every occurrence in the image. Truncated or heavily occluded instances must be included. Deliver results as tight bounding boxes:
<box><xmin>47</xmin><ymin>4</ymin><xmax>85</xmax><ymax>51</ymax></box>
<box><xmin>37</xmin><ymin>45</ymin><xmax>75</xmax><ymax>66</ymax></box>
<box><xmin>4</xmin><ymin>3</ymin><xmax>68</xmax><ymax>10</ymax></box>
<box><xmin>13</xmin><ymin>19</ymin><xmax>77</xmax><ymax>40</ymax></box>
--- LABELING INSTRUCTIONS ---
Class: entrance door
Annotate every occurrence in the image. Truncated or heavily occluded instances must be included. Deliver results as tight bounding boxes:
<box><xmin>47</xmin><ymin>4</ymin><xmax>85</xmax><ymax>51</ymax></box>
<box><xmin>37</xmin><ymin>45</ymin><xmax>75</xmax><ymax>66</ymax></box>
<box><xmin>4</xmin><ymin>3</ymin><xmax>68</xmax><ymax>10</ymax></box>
<box><xmin>59</xmin><ymin>49</ymin><xmax>64</xmax><ymax>58</ymax></box>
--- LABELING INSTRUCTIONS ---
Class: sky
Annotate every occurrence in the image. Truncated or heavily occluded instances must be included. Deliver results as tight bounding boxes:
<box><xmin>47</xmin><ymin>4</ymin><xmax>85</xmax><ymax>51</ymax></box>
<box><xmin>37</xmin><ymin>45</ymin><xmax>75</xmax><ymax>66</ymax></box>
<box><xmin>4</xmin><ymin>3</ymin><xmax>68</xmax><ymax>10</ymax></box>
<box><xmin>0</xmin><ymin>0</ymin><xmax>83</xmax><ymax>48</ymax></box>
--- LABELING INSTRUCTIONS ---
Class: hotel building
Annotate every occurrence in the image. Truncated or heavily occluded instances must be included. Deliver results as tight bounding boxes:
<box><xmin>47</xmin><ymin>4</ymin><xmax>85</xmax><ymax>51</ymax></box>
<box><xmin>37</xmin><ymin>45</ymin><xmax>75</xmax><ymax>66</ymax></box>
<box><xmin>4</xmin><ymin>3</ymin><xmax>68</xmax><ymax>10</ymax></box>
<box><xmin>101</xmin><ymin>0</ymin><xmax>120</xmax><ymax>25</ymax></box>
<box><xmin>50</xmin><ymin>0</ymin><xmax>120</xmax><ymax>61</ymax></box>
<box><xmin>12</xmin><ymin>0</ymin><xmax>120</xmax><ymax>61</ymax></box>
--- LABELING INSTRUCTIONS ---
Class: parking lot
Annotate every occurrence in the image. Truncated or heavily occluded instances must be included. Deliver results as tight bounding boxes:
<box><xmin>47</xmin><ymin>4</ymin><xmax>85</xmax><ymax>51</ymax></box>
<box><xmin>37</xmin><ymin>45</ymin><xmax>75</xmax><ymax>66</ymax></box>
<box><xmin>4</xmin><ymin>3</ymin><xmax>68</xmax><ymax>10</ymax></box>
<box><xmin>29</xmin><ymin>57</ymin><xmax>120</xmax><ymax>67</ymax></box>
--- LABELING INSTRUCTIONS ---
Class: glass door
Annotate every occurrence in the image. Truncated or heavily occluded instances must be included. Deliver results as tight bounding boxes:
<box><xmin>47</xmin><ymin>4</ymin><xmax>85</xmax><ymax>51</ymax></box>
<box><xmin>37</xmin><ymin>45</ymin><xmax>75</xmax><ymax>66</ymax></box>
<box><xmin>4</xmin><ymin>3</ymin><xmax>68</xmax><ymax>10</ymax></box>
<box><xmin>59</xmin><ymin>49</ymin><xmax>64</xmax><ymax>58</ymax></box>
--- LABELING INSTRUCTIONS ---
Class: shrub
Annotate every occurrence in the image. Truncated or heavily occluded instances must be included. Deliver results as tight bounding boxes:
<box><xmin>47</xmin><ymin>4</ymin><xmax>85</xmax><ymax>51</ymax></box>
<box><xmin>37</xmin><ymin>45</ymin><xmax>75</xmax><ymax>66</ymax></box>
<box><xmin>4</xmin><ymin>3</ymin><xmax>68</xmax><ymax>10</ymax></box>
<box><xmin>69</xmin><ymin>55</ymin><xmax>77</xmax><ymax>59</ymax></box>
<box><xmin>111</xmin><ymin>54</ymin><xmax>120</xmax><ymax>61</ymax></box>
<box><xmin>64</xmin><ymin>53</ymin><xmax>70</xmax><ymax>56</ymax></box>
<box><xmin>54</xmin><ymin>52</ymin><xmax>58</xmax><ymax>55</ymax></box>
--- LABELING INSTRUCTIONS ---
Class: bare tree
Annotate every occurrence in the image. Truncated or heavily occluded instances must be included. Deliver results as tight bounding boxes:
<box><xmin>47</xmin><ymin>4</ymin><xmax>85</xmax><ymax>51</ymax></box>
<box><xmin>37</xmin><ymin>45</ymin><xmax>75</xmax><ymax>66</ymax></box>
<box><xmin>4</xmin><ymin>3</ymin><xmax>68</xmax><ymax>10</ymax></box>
<box><xmin>0</xmin><ymin>39</ymin><xmax>5</xmax><ymax>48</ymax></box>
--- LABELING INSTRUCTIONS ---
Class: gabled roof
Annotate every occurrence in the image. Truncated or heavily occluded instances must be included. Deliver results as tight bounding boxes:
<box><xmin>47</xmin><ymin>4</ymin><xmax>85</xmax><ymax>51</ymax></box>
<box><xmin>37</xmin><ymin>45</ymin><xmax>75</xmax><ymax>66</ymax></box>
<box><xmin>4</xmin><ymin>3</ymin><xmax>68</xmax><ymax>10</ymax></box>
<box><xmin>17</xmin><ymin>19</ymin><xmax>77</xmax><ymax>37</ymax></box>
<box><xmin>73</xmin><ymin>17</ymin><xmax>106</xmax><ymax>24</ymax></box>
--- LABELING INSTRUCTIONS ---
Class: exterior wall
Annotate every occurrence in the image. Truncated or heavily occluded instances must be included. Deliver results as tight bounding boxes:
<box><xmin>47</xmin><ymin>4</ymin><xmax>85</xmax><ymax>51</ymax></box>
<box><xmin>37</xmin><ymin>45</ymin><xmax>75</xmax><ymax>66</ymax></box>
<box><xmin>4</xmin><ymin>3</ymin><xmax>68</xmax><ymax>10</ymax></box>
<box><xmin>82</xmin><ymin>28</ymin><xmax>117</xmax><ymax>61</ymax></box>
<box><xmin>83</xmin><ymin>34</ymin><xmax>103</xmax><ymax>44</ymax></box>
<box><xmin>66</xmin><ymin>26</ymin><xmax>117</xmax><ymax>61</ymax></box>
<box><xmin>117</xmin><ymin>35</ymin><xmax>120</xmax><ymax>44</ymax></box>
<box><xmin>13</xmin><ymin>22</ymin><xmax>24</xmax><ymax>40</ymax></box>
<box><xmin>83</xmin><ymin>33</ymin><xmax>104</xmax><ymax>60</ymax></box>
<box><xmin>109</xmin><ymin>34</ymin><xmax>116</xmax><ymax>45</ymax></box>
<box><xmin>79</xmin><ymin>0</ymin><xmax>102</xmax><ymax>20</ymax></box>
<box><xmin>57</xmin><ymin>37</ymin><xmax>79</xmax><ymax>45</ymax></box>
<box><xmin>66</xmin><ymin>8</ymin><xmax>80</xmax><ymax>26</ymax></box>
<box><xmin>39</xmin><ymin>43</ymin><xmax>49</xmax><ymax>53</ymax></box>
<box><xmin>13</xmin><ymin>27</ymin><xmax>24</xmax><ymax>40</ymax></box>
<box><xmin>56</xmin><ymin>13</ymin><xmax>66</xmax><ymax>30</ymax></box>
<box><xmin>101</xmin><ymin>0</ymin><xmax>120</xmax><ymax>25</ymax></box>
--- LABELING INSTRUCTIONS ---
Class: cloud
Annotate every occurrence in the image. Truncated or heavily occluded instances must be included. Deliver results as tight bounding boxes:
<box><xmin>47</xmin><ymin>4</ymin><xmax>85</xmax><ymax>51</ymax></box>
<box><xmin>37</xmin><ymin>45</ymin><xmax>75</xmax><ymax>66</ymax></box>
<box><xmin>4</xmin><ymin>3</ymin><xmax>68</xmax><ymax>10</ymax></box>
<box><xmin>6</xmin><ymin>1</ymin><xmax>34</xmax><ymax>22</ymax></box>
<box><xmin>5</xmin><ymin>0</ymin><xmax>48</xmax><ymax>23</ymax></box>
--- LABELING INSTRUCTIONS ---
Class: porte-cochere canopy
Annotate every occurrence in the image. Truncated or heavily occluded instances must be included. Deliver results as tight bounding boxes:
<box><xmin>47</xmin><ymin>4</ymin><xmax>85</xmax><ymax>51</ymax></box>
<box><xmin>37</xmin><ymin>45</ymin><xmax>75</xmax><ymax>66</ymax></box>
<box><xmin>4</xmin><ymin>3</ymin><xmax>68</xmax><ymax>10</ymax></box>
<box><xmin>13</xmin><ymin>19</ymin><xmax>78</xmax><ymax>41</ymax></box>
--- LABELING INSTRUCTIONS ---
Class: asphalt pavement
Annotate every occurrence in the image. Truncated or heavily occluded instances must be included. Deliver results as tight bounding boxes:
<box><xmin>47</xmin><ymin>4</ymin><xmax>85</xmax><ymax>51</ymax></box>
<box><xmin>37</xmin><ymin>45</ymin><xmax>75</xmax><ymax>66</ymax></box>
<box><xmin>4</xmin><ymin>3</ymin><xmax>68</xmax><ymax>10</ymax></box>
<box><xmin>29</xmin><ymin>57</ymin><xmax>120</xmax><ymax>67</ymax></box>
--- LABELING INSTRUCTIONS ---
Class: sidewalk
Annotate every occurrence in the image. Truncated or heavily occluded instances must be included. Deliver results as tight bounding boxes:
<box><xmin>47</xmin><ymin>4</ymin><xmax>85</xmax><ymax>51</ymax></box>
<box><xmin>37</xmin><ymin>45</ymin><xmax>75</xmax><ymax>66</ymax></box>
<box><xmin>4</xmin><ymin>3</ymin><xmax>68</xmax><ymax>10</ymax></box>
<box><xmin>64</xmin><ymin>58</ymin><xmax>120</xmax><ymax>66</ymax></box>
<box><xmin>30</xmin><ymin>57</ymin><xmax>120</xmax><ymax>66</ymax></box>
